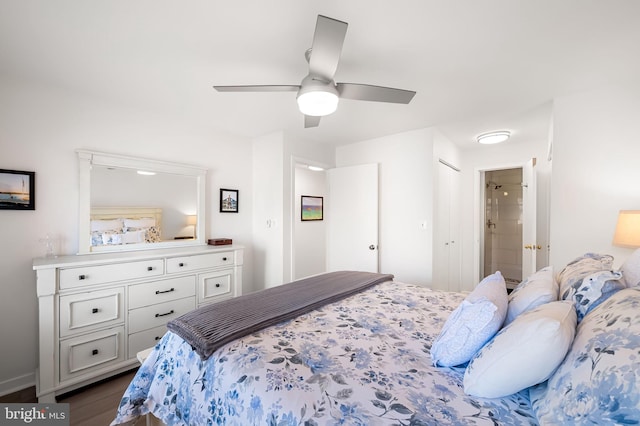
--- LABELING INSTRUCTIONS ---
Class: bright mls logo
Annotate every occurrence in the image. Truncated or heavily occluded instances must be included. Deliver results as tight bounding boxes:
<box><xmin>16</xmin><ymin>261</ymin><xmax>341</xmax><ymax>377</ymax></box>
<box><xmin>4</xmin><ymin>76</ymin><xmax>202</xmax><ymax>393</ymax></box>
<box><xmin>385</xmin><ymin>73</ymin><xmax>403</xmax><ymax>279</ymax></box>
<box><xmin>1</xmin><ymin>404</ymin><xmax>69</xmax><ymax>425</ymax></box>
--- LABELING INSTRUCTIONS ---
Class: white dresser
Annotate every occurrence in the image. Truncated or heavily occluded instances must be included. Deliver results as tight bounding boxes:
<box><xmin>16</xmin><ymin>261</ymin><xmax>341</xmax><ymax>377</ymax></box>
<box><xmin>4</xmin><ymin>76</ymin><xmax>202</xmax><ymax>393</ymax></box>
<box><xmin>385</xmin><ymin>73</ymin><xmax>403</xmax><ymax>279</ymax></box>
<box><xmin>33</xmin><ymin>245</ymin><xmax>243</xmax><ymax>402</ymax></box>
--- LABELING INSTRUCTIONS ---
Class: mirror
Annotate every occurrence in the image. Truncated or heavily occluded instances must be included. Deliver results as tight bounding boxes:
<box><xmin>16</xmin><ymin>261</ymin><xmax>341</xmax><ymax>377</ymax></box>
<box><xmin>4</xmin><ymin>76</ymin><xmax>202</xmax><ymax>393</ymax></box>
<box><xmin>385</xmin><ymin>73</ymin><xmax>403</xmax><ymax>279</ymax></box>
<box><xmin>77</xmin><ymin>150</ymin><xmax>206</xmax><ymax>254</ymax></box>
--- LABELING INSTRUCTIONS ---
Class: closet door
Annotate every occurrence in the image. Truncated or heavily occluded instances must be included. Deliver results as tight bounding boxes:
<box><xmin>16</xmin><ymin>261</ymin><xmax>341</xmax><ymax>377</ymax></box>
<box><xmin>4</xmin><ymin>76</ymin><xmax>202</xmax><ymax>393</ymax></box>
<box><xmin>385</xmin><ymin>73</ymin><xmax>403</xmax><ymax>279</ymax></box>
<box><xmin>433</xmin><ymin>161</ymin><xmax>461</xmax><ymax>291</ymax></box>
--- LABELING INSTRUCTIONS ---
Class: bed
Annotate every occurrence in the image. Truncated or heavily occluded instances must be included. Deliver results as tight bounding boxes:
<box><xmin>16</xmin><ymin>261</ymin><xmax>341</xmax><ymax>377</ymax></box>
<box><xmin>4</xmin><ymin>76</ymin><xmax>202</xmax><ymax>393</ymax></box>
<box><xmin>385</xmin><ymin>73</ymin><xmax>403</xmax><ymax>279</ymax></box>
<box><xmin>90</xmin><ymin>206</ymin><xmax>162</xmax><ymax>249</ymax></box>
<box><xmin>111</xmin><ymin>253</ymin><xmax>640</xmax><ymax>425</ymax></box>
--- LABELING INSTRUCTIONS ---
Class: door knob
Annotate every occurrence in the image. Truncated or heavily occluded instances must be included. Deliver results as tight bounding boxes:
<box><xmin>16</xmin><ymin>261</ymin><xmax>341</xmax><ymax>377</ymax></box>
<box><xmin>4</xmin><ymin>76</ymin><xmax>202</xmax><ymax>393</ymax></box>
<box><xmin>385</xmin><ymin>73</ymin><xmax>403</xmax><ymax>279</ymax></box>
<box><xmin>369</xmin><ymin>245</ymin><xmax>376</xmax><ymax>250</ymax></box>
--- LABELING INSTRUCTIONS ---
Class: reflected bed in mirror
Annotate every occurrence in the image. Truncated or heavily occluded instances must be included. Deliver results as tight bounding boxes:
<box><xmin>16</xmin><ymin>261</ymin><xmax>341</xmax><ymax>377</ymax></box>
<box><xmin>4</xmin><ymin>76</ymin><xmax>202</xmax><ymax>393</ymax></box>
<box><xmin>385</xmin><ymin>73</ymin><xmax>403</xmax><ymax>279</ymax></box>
<box><xmin>77</xmin><ymin>150</ymin><xmax>207</xmax><ymax>254</ymax></box>
<box><xmin>90</xmin><ymin>206</ymin><xmax>163</xmax><ymax>250</ymax></box>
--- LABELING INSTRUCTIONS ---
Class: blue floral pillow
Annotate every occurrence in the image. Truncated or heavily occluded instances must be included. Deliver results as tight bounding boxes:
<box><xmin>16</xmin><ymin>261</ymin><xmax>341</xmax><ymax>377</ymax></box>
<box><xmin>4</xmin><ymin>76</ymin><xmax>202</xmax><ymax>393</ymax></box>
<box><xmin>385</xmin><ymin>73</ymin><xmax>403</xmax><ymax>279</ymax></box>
<box><xmin>530</xmin><ymin>288</ymin><xmax>640</xmax><ymax>424</ymax></box>
<box><xmin>567</xmin><ymin>269</ymin><xmax>624</xmax><ymax>321</ymax></box>
<box><xmin>557</xmin><ymin>253</ymin><xmax>614</xmax><ymax>300</ymax></box>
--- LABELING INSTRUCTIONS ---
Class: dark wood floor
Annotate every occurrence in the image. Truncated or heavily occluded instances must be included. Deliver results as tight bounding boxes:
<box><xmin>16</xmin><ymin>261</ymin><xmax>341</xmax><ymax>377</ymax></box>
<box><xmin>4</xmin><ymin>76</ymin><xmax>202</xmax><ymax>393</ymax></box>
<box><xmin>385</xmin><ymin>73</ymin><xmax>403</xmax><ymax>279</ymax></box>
<box><xmin>0</xmin><ymin>369</ymin><xmax>137</xmax><ymax>426</ymax></box>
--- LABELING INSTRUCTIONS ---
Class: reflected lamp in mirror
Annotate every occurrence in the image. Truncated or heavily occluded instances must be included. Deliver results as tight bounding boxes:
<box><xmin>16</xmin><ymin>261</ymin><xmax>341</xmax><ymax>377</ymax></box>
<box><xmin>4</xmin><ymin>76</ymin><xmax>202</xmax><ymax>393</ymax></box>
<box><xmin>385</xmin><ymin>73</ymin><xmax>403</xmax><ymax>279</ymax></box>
<box><xmin>612</xmin><ymin>210</ymin><xmax>640</xmax><ymax>248</ymax></box>
<box><xmin>186</xmin><ymin>214</ymin><xmax>197</xmax><ymax>238</ymax></box>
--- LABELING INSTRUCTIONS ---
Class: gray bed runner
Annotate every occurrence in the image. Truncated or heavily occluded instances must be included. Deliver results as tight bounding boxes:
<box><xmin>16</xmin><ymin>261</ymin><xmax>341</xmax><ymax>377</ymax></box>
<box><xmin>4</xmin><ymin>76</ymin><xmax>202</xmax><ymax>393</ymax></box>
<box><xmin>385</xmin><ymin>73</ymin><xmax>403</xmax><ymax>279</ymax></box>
<box><xmin>167</xmin><ymin>270</ymin><xmax>394</xmax><ymax>359</ymax></box>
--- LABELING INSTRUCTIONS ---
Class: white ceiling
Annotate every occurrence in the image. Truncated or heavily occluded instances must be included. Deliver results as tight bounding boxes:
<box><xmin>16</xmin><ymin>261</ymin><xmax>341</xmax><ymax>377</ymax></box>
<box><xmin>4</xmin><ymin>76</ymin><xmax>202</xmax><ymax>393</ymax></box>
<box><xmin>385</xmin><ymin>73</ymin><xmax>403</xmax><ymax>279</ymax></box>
<box><xmin>1</xmin><ymin>0</ymin><xmax>639</xmax><ymax>149</ymax></box>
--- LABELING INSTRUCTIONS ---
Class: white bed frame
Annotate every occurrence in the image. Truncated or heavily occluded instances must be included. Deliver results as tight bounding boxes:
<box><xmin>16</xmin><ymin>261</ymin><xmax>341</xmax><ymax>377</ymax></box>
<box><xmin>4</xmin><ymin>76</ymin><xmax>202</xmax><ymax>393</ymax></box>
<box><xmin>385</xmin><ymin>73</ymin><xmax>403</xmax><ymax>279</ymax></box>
<box><xmin>91</xmin><ymin>206</ymin><xmax>163</xmax><ymax>224</ymax></box>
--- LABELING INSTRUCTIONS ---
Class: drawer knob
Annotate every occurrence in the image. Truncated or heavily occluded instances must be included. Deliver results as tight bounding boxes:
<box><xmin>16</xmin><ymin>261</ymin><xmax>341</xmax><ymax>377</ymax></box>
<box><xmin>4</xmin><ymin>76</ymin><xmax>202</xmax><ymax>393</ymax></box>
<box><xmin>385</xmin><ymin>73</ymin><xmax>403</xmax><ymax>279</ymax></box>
<box><xmin>178</xmin><ymin>262</ymin><xmax>185</xmax><ymax>267</ymax></box>
<box><xmin>215</xmin><ymin>283</ymin><xmax>221</xmax><ymax>288</ymax></box>
<box><xmin>92</xmin><ymin>349</ymin><xmax>99</xmax><ymax>356</ymax></box>
<box><xmin>147</xmin><ymin>266</ymin><xmax>154</xmax><ymax>271</ymax></box>
<box><xmin>78</xmin><ymin>274</ymin><xmax>87</xmax><ymax>280</ymax></box>
<box><xmin>222</xmin><ymin>257</ymin><xmax>228</xmax><ymax>261</ymax></box>
<box><xmin>155</xmin><ymin>310</ymin><xmax>175</xmax><ymax>318</ymax></box>
<box><xmin>92</xmin><ymin>308</ymin><xmax>99</xmax><ymax>314</ymax></box>
<box><xmin>155</xmin><ymin>288</ymin><xmax>175</xmax><ymax>295</ymax></box>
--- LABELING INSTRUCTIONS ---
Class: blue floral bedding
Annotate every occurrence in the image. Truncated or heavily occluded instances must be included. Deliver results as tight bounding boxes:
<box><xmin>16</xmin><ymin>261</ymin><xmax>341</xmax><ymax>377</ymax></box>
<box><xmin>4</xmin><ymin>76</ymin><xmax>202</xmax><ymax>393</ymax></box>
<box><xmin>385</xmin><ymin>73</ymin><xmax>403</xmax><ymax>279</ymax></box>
<box><xmin>111</xmin><ymin>281</ymin><xmax>537</xmax><ymax>425</ymax></box>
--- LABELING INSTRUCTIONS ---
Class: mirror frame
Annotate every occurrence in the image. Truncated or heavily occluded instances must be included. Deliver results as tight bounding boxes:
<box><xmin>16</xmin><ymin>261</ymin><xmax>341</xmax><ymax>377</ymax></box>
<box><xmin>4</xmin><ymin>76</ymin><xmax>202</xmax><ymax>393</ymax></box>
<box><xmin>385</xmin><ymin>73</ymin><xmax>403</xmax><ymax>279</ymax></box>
<box><xmin>77</xmin><ymin>150</ymin><xmax>207</xmax><ymax>254</ymax></box>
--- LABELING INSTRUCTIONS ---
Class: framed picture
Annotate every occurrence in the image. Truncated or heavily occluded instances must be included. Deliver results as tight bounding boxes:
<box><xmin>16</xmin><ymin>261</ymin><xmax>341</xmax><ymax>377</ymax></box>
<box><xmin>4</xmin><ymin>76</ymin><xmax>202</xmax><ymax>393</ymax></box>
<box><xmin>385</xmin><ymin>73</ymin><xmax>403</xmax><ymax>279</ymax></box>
<box><xmin>0</xmin><ymin>169</ymin><xmax>35</xmax><ymax>210</ymax></box>
<box><xmin>220</xmin><ymin>188</ymin><xmax>239</xmax><ymax>213</ymax></box>
<box><xmin>301</xmin><ymin>195</ymin><xmax>323</xmax><ymax>221</ymax></box>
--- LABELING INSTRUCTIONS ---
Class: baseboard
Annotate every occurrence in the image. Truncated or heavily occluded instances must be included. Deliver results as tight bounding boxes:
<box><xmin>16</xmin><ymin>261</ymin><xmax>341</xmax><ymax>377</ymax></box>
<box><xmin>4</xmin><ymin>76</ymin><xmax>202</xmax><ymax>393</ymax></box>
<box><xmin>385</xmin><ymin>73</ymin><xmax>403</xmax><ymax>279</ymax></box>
<box><xmin>0</xmin><ymin>372</ymin><xmax>36</xmax><ymax>398</ymax></box>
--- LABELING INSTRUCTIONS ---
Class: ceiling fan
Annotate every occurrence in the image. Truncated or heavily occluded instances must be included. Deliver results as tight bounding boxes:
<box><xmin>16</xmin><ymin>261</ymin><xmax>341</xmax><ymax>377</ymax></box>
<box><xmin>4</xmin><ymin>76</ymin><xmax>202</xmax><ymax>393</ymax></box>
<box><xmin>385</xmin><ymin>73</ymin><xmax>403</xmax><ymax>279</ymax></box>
<box><xmin>213</xmin><ymin>15</ymin><xmax>416</xmax><ymax>128</ymax></box>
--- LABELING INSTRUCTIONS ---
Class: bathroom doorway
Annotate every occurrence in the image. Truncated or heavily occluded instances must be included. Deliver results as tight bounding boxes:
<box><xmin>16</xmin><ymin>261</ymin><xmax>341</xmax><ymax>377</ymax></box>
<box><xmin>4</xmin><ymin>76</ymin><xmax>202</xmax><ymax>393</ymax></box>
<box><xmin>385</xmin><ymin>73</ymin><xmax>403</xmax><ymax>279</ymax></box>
<box><xmin>483</xmin><ymin>168</ymin><xmax>523</xmax><ymax>290</ymax></box>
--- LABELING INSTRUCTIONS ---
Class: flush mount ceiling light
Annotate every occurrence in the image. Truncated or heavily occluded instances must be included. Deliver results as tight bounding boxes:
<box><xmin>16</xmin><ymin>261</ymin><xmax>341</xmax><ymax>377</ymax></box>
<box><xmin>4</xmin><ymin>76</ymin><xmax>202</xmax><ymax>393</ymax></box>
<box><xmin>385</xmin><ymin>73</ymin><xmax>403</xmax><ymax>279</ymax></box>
<box><xmin>477</xmin><ymin>131</ymin><xmax>511</xmax><ymax>145</ymax></box>
<box><xmin>308</xmin><ymin>165</ymin><xmax>325</xmax><ymax>171</ymax></box>
<box><xmin>137</xmin><ymin>170</ymin><xmax>156</xmax><ymax>176</ymax></box>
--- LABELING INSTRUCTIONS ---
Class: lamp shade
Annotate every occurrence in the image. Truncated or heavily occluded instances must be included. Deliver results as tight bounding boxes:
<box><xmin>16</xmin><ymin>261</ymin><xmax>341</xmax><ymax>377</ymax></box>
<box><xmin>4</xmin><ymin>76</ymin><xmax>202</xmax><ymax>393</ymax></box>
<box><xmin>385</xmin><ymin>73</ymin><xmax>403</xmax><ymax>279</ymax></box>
<box><xmin>186</xmin><ymin>215</ymin><xmax>197</xmax><ymax>226</ymax></box>
<box><xmin>612</xmin><ymin>210</ymin><xmax>640</xmax><ymax>247</ymax></box>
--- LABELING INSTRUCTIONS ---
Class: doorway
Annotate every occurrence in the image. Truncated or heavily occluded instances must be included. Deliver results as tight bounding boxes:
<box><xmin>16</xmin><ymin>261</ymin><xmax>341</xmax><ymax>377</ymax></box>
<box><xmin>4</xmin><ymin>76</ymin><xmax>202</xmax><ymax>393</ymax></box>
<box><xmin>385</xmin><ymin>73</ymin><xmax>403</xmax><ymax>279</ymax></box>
<box><xmin>482</xmin><ymin>168</ymin><xmax>523</xmax><ymax>290</ymax></box>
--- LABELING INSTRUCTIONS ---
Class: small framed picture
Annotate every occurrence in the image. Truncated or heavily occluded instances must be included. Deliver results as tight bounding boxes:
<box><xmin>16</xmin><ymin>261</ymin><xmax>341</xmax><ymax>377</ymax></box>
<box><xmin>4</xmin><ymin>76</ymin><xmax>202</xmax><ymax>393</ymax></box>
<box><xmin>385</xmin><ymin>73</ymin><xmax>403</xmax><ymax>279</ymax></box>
<box><xmin>0</xmin><ymin>169</ymin><xmax>35</xmax><ymax>210</ymax></box>
<box><xmin>220</xmin><ymin>188</ymin><xmax>239</xmax><ymax>213</ymax></box>
<box><xmin>301</xmin><ymin>195</ymin><xmax>323</xmax><ymax>221</ymax></box>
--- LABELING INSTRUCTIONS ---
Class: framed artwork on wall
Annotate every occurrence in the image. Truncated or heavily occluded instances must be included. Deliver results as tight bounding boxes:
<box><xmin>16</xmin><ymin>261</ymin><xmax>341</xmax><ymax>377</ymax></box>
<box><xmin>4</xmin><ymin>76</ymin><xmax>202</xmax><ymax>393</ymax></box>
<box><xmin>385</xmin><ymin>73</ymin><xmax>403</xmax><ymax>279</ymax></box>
<box><xmin>0</xmin><ymin>169</ymin><xmax>35</xmax><ymax>210</ymax></box>
<box><xmin>301</xmin><ymin>195</ymin><xmax>323</xmax><ymax>221</ymax></box>
<box><xmin>220</xmin><ymin>188</ymin><xmax>239</xmax><ymax>213</ymax></box>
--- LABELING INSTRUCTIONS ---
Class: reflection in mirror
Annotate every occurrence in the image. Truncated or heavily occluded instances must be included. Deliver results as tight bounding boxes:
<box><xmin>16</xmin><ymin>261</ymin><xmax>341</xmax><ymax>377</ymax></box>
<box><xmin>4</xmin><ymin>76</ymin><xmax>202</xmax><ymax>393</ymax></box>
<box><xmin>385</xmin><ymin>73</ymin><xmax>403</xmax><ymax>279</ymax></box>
<box><xmin>77</xmin><ymin>150</ymin><xmax>206</xmax><ymax>254</ymax></box>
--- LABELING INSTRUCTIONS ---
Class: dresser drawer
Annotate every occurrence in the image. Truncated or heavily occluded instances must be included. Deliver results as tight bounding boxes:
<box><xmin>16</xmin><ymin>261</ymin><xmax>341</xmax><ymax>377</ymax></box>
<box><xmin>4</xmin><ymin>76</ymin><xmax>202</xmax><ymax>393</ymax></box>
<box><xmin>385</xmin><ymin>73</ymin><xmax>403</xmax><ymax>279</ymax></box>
<box><xmin>60</xmin><ymin>326</ymin><xmax>125</xmax><ymax>381</ymax></box>
<box><xmin>198</xmin><ymin>270</ymin><xmax>234</xmax><ymax>305</ymax></box>
<box><xmin>59</xmin><ymin>259</ymin><xmax>164</xmax><ymax>290</ymax></box>
<box><xmin>59</xmin><ymin>288</ymin><xmax>124</xmax><ymax>337</ymax></box>
<box><xmin>128</xmin><ymin>297</ymin><xmax>195</xmax><ymax>334</ymax></box>
<box><xmin>166</xmin><ymin>252</ymin><xmax>233</xmax><ymax>274</ymax></box>
<box><xmin>128</xmin><ymin>276</ymin><xmax>196</xmax><ymax>310</ymax></box>
<box><xmin>128</xmin><ymin>325</ymin><xmax>167</xmax><ymax>359</ymax></box>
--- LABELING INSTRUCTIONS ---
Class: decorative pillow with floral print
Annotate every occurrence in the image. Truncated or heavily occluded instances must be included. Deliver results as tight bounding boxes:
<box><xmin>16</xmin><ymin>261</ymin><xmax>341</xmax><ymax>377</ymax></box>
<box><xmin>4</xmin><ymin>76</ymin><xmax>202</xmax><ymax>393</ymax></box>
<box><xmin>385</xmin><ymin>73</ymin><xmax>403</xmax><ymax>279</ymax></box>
<box><xmin>530</xmin><ymin>287</ymin><xmax>640</xmax><ymax>425</ymax></box>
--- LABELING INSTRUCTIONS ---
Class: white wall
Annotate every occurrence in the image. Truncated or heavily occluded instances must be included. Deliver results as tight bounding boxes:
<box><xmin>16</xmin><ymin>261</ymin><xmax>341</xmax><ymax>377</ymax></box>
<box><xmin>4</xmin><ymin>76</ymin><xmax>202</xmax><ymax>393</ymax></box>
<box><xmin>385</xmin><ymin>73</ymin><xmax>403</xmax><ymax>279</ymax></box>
<box><xmin>0</xmin><ymin>77</ymin><xmax>254</xmax><ymax>395</ymax></box>
<box><xmin>550</xmin><ymin>85</ymin><xmax>640</xmax><ymax>269</ymax></box>
<box><xmin>336</xmin><ymin>128</ymin><xmax>435</xmax><ymax>285</ymax></box>
<box><xmin>294</xmin><ymin>167</ymin><xmax>327</xmax><ymax>279</ymax></box>
<box><xmin>251</xmin><ymin>132</ymin><xmax>334</xmax><ymax>289</ymax></box>
<box><xmin>252</xmin><ymin>132</ymin><xmax>285</xmax><ymax>289</ymax></box>
<box><xmin>458</xmin><ymin>133</ymin><xmax>551</xmax><ymax>290</ymax></box>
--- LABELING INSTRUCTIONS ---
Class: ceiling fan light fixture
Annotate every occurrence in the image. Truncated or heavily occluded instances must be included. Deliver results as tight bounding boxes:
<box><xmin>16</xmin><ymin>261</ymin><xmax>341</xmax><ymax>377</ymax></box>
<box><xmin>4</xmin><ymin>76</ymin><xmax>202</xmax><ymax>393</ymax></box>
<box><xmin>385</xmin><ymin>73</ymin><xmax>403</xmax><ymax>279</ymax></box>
<box><xmin>297</xmin><ymin>89</ymin><xmax>339</xmax><ymax>116</ymax></box>
<box><xmin>477</xmin><ymin>131</ymin><xmax>511</xmax><ymax>145</ymax></box>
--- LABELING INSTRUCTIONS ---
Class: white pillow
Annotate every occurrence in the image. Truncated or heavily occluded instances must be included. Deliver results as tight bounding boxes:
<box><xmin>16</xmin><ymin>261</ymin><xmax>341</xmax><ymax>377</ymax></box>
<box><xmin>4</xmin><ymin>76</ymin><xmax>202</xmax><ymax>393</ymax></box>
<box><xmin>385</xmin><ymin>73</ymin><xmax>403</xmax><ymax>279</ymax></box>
<box><xmin>463</xmin><ymin>300</ymin><xmax>576</xmax><ymax>398</ymax></box>
<box><xmin>620</xmin><ymin>248</ymin><xmax>640</xmax><ymax>287</ymax></box>
<box><xmin>122</xmin><ymin>229</ymin><xmax>146</xmax><ymax>244</ymax></box>
<box><xmin>504</xmin><ymin>266</ymin><xmax>557</xmax><ymax>325</ymax></box>
<box><xmin>90</xmin><ymin>218</ymin><xmax>124</xmax><ymax>232</ymax></box>
<box><xmin>431</xmin><ymin>271</ymin><xmax>508</xmax><ymax>367</ymax></box>
<box><xmin>124</xmin><ymin>217</ymin><xmax>156</xmax><ymax>228</ymax></box>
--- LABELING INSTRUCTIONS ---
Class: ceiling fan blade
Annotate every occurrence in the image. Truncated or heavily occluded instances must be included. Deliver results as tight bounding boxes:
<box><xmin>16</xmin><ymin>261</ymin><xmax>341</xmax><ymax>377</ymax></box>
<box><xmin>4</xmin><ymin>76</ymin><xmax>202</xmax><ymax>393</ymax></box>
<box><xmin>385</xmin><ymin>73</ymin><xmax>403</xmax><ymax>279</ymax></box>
<box><xmin>336</xmin><ymin>83</ymin><xmax>416</xmax><ymax>104</ymax></box>
<box><xmin>308</xmin><ymin>15</ymin><xmax>348</xmax><ymax>81</ymax></box>
<box><xmin>304</xmin><ymin>115</ymin><xmax>321</xmax><ymax>128</ymax></box>
<box><xmin>213</xmin><ymin>85</ymin><xmax>300</xmax><ymax>92</ymax></box>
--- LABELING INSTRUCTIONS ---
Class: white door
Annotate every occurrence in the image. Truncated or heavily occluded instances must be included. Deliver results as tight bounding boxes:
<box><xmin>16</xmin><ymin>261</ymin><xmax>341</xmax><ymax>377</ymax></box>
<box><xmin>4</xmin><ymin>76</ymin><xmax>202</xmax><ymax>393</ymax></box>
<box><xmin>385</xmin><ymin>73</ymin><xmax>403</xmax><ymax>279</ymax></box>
<box><xmin>522</xmin><ymin>158</ymin><xmax>537</xmax><ymax>277</ymax></box>
<box><xmin>327</xmin><ymin>164</ymin><xmax>379</xmax><ymax>272</ymax></box>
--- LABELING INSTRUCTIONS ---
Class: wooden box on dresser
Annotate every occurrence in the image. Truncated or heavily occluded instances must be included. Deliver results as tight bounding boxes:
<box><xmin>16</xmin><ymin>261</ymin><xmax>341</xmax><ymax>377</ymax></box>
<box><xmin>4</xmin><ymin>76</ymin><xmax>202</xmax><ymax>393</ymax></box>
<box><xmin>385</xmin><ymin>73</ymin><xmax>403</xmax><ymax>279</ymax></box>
<box><xmin>33</xmin><ymin>245</ymin><xmax>243</xmax><ymax>403</ymax></box>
